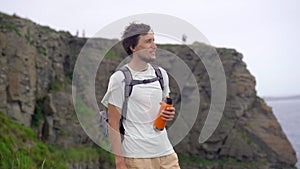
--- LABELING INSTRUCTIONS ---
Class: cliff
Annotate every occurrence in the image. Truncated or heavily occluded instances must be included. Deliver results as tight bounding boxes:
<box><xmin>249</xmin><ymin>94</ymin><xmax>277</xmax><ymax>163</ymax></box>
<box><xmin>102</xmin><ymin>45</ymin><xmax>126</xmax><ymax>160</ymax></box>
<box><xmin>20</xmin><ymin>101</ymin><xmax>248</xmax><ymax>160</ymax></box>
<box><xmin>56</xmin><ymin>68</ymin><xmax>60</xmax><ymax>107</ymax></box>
<box><xmin>0</xmin><ymin>12</ymin><xmax>297</xmax><ymax>169</ymax></box>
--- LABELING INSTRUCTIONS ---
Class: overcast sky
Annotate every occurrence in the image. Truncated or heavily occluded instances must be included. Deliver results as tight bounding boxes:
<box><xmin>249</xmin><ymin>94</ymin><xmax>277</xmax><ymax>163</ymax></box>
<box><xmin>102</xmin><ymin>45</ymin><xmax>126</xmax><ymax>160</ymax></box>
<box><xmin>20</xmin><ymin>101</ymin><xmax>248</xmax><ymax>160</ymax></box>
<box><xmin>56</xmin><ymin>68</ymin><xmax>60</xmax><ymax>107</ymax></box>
<box><xmin>1</xmin><ymin>0</ymin><xmax>300</xmax><ymax>97</ymax></box>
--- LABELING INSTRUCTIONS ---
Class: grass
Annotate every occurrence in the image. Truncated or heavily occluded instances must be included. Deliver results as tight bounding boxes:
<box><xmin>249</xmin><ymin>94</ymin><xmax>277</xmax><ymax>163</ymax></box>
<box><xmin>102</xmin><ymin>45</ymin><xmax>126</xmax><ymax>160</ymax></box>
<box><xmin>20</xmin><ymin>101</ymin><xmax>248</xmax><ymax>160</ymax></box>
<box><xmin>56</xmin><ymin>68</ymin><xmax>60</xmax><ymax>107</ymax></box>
<box><xmin>36</xmin><ymin>46</ymin><xmax>47</xmax><ymax>56</ymax></box>
<box><xmin>237</xmin><ymin>129</ymin><xmax>253</xmax><ymax>145</ymax></box>
<box><xmin>75</xmin><ymin>96</ymin><xmax>96</xmax><ymax>133</ymax></box>
<box><xmin>219</xmin><ymin>48</ymin><xmax>233</xmax><ymax>57</ymax></box>
<box><xmin>75</xmin><ymin>96</ymin><xmax>94</xmax><ymax>117</ymax></box>
<box><xmin>64</xmin><ymin>76</ymin><xmax>72</xmax><ymax>85</ymax></box>
<box><xmin>25</xmin><ymin>28</ymin><xmax>34</xmax><ymax>45</ymax></box>
<box><xmin>0</xmin><ymin>20</ymin><xmax>22</xmax><ymax>37</ymax></box>
<box><xmin>103</xmin><ymin>50</ymin><xmax>119</xmax><ymax>59</ymax></box>
<box><xmin>48</xmin><ymin>77</ymin><xmax>74</xmax><ymax>93</ymax></box>
<box><xmin>0</xmin><ymin>111</ymin><xmax>68</xmax><ymax>168</ymax></box>
<box><xmin>32</xmin><ymin>103</ymin><xmax>44</xmax><ymax>127</ymax></box>
<box><xmin>49</xmin><ymin>81</ymin><xmax>63</xmax><ymax>92</ymax></box>
<box><xmin>178</xmin><ymin>154</ymin><xmax>264</xmax><ymax>167</ymax></box>
<box><xmin>157</xmin><ymin>44</ymin><xmax>177</xmax><ymax>47</ymax></box>
<box><xmin>56</xmin><ymin>146</ymin><xmax>114</xmax><ymax>164</ymax></box>
<box><xmin>0</xmin><ymin>111</ymin><xmax>114</xmax><ymax>169</ymax></box>
<box><xmin>49</xmin><ymin>77</ymin><xmax>73</xmax><ymax>93</ymax></box>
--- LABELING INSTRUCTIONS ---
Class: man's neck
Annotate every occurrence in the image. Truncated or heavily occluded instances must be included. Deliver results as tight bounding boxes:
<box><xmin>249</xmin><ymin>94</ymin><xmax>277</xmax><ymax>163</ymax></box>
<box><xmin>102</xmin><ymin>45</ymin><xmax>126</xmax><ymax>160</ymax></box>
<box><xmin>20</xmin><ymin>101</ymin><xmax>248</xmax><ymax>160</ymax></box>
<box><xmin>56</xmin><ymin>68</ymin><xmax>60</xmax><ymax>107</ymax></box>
<box><xmin>128</xmin><ymin>58</ymin><xmax>149</xmax><ymax>72</ymax></box>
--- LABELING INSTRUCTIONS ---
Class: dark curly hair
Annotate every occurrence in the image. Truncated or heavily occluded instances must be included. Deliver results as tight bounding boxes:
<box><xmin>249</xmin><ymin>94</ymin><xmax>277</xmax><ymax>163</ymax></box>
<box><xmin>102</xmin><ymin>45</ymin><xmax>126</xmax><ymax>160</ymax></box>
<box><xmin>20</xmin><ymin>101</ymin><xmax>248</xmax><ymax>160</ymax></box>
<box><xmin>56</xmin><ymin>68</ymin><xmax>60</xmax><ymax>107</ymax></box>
<box><xmin>122</xmin><ymin>23</ymin><xmax>152</xmax><ymax>55</ymax></box>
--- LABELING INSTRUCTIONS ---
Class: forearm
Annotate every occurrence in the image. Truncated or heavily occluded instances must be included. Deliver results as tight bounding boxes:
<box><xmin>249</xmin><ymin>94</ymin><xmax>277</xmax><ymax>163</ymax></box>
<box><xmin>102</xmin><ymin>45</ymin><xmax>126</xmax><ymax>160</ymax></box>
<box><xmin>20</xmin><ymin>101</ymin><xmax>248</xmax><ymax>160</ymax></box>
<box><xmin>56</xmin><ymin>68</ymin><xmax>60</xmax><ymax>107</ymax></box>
<box><xmin>108</xmin><ymin>120</ymin><xmax>123</xmax><ymax>157</ymax></box>
<box><xmin>107</xmin><ymin>104</ymin><xmax>127</xmax><ymax>168</ymax></box>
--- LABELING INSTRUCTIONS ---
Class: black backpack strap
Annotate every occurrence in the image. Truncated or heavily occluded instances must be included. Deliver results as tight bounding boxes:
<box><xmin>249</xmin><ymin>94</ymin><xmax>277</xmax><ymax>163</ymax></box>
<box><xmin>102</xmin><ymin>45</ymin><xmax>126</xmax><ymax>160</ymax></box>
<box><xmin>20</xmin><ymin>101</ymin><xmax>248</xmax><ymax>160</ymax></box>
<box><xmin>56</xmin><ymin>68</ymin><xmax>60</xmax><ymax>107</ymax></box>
<box><xmin>131</xmin><ymin>77</ymin><xmax>160</xmax><ymax>85</ymax></box>
<box><xmin>151</xmin><ymin>64</ymin><xmax>164</xmax><ymax>91</ymax></box>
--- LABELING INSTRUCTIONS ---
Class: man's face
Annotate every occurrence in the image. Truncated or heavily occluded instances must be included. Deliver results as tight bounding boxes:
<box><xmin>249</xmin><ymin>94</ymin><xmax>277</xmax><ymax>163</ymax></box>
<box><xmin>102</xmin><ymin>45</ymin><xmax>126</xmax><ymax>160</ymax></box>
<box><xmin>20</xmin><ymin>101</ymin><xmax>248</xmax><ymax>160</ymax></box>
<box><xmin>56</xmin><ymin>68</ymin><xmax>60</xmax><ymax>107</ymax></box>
<box><xmin>132</xmin><ymin>33</ymin><xmax>157</xmax><ymax>63</ymax></box>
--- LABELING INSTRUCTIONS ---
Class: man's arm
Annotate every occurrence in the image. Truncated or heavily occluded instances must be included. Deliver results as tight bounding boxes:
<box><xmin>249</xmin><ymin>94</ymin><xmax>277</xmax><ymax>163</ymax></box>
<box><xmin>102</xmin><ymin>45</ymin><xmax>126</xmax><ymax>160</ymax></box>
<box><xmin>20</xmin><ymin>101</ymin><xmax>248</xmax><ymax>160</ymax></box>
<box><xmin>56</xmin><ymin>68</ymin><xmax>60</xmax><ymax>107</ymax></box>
<box><xmin>107</xmin><ymin>103</ymin><xmax>128</xmax><ymax>169</ymax></box>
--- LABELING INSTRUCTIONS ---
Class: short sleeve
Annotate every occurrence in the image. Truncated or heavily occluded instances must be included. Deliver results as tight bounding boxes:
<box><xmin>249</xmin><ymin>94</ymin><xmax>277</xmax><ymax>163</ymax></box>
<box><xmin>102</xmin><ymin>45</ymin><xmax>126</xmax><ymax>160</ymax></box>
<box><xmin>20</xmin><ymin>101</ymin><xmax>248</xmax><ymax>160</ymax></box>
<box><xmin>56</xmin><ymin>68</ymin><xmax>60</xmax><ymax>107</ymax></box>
<box><xmin>101</xmin><ymin>71</ymin><xmax>125</xmax><ymax>109</ymax></box>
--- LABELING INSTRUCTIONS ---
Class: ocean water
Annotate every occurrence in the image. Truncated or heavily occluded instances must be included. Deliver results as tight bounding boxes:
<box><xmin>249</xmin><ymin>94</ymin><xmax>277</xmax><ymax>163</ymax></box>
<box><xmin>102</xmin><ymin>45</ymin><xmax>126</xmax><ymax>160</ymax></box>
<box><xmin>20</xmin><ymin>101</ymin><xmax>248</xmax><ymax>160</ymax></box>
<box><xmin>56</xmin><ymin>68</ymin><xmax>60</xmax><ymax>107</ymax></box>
<box><xmin>266</xmin><ymin>99</ymin><xmax>300</xmax><ymax>168</ymax></box>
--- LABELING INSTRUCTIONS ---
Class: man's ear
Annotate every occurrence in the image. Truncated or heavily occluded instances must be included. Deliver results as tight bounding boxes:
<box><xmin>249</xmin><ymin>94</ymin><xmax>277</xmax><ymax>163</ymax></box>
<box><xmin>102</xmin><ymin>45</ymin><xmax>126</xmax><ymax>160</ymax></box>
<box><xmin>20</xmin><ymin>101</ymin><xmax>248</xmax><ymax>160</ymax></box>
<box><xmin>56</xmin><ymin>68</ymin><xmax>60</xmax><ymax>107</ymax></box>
<box><xmin>130</xmin><ymin>46</ymin><xmax>135</xmax><ymax>52</ymax></box>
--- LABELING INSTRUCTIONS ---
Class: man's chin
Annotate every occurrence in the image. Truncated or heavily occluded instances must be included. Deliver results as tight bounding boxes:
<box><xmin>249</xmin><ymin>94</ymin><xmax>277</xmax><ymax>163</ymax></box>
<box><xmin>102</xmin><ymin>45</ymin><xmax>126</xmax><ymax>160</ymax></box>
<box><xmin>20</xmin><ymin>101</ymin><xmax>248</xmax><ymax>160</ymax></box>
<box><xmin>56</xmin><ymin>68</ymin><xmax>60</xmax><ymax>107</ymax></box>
<box><xmin>142</xmin><ymin>57</ymin><xmax>156</xmax><ymax>63</ymax></box>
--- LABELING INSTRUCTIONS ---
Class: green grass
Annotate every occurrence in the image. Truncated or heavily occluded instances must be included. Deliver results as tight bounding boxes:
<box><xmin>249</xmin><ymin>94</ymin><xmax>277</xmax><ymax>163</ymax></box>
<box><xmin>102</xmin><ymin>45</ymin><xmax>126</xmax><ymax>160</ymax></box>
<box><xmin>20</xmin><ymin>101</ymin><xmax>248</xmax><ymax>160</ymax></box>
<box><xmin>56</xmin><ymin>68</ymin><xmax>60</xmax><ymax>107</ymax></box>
<box><xmin>178</xmin><ymin>154</ymin><xmax>263</xmax><ymax>167</ymax></box>
<box><xmin>103</xmin><ymin>50</ymin><xmax>119</xmax><ymax>59</ymax></box>
<box><xmin>64</xmin><ymin>76</ymin><xmax>72</xmax><ymax>85</ymax></box>
<box><xmin>0</xmin><ymin>111</ymin><xmax>114</xmax><ymax>169</ymax></box>
<box><xmin>25</xmin><ymin>28</ymin><xmax>34</xmax><ymax>44</ymax></box>
<box><xmin>49</xmin><ymin>81</ymin><xmax>63</xmax><ymax>93</ymax></box>
<box><xmin>0</xmin><ymin>20</ymin><xmax>22</xmax><ymax>37</ymax></box>
<box><xmin>0</xmin><ymin>111</ymin><xmax>68</xmax><ymax>169</ymax></box>
<box><xmin>32</xmin><ymin>103</ymin><xmax>44</xmax><ymax>127</ymax></box>
<box><xmin>36</xmin><ymin>46</ymin><xmax>47</xmax><ymax>56</ymax></box>
<box><xmin>75</xmin><ymin>96</ymin><xmax>96</xmax><ymax>132</ymax></box>
<box><xmin>157</xmin><ymin>44</ymin><xmax>176</xmax><ymax>47</ymax></box>
<box><xmin>237</xmin><ymin>129</ymin><xmax>253</xmax><ymax>145</ymax></box>
<box><xmin>75</xmin><ymin>96</ymin><xmax>94</xmax><ymax>117</ymax></box>
<box><xmin>218</xmin><ymin>48</ymin><xmax>233</xmax><ymax>57</ymax></box>
<box><xmin>56</xmin><ymin>146</ymin><xmax>114</xmax><ymax>164</ymax></box>
<box><xmin>48</xmin><ymin>78</ymin><xmax>73</xmax><ymax>93</ymax></box>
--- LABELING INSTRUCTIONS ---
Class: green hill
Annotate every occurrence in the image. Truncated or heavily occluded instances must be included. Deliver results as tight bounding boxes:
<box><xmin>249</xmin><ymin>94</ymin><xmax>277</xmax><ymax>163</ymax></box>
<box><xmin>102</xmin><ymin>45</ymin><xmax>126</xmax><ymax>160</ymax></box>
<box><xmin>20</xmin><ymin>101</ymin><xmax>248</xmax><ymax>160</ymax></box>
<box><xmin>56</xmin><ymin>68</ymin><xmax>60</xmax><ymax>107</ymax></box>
<box><xmin>0</xmin><ymin>111</ymin><xmax>113</xmax><ymax>169</ymax></box>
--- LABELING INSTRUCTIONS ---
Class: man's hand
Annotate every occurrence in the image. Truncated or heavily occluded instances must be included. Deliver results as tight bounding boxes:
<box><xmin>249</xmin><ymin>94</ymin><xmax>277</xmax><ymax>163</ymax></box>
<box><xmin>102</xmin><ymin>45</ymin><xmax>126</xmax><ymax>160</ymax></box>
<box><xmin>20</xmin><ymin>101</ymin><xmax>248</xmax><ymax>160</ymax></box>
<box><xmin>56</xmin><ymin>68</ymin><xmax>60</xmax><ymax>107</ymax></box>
<box><xmin>160</xmin><ymin>106</ymin><xmax>176</xmax><ymax>121</ymax></box>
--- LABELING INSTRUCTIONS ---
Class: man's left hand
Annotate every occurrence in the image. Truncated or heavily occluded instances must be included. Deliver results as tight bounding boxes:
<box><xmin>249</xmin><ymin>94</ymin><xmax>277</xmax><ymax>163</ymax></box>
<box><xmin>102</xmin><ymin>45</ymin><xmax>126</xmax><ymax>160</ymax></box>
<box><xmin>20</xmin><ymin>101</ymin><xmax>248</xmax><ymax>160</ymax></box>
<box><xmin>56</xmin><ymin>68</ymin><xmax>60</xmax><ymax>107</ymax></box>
<box><xmin>161</xmin><ymin>106</ymin><xmax>176</xmax><ymax>121</ymax></box>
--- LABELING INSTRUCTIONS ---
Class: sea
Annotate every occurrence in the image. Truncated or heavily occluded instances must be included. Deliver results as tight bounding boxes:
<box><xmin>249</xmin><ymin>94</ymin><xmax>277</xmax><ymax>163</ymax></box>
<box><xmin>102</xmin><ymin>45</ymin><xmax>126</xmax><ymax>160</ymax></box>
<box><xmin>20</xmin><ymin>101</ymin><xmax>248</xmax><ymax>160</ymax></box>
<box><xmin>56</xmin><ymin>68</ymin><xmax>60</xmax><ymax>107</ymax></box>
<box><xmin>265</xmin><ymin>99</ymin><xmax>300</xmax><ymax>168</ymax></box>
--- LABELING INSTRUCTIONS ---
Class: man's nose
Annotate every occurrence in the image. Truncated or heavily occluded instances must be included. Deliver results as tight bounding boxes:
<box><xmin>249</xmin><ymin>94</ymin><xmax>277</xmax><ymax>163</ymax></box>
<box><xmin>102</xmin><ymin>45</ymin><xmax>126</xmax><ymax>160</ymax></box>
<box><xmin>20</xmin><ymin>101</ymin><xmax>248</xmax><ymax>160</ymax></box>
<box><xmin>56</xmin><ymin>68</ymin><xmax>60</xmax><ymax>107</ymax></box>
<box><xmin>152</xmin><ymin>42</ymin><xmax>157</xmax><ymax>49</ymax></box>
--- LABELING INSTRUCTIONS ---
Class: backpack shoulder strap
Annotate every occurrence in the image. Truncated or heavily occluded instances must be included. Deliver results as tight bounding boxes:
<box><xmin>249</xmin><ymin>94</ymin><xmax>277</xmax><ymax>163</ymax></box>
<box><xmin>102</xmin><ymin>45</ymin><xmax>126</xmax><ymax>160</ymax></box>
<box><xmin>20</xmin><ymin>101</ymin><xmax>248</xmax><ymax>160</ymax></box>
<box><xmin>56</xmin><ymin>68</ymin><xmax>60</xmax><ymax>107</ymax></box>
<box><xmin>118</xmin><ymin>64</ymin><xmax>165</xmax><ymax>120</ymax></box>
<box><xmin>151</xmin><ymin>64</ymin><xmax>164</xmax><ymax>91</ymax></box>
<box><xmin>119</xmin><ymin>66</ymin><xmax>133</xmax><ymax>97</ymax></box>
<box><xmin>118</xmin><ymin>66</ymin><xmax>132</xmax><ymax>121</ymax></box>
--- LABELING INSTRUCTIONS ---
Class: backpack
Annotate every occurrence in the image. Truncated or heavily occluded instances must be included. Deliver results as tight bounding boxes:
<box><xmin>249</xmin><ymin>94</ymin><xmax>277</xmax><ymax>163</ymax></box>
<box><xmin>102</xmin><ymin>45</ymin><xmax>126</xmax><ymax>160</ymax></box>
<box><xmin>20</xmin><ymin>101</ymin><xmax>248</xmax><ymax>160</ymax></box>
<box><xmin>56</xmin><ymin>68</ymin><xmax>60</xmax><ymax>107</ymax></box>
<box><xmin>99</xmin><ymin>64</ymin><xmax>164</xmax><ymax>137</ymax></box>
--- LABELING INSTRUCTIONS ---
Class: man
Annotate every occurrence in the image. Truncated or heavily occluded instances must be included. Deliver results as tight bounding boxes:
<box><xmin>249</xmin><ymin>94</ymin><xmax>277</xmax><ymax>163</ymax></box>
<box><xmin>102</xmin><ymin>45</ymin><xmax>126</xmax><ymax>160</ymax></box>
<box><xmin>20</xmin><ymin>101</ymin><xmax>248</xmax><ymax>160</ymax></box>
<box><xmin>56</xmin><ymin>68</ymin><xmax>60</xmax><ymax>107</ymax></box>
<box><xmin>101</xmin><ymin>23</ymin><xmax>180</xmax><ymax>169</ymax></box>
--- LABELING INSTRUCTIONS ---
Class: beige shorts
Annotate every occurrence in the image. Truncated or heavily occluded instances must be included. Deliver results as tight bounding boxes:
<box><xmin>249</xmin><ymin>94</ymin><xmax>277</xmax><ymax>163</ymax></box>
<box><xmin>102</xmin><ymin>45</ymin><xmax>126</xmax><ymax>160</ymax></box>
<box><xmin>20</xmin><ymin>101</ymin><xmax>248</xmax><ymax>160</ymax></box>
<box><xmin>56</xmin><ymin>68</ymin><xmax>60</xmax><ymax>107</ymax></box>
<box><xmin>124</xmin><ymin>152</ymin><xmax>180</xmax><ymax>169</ymax></box>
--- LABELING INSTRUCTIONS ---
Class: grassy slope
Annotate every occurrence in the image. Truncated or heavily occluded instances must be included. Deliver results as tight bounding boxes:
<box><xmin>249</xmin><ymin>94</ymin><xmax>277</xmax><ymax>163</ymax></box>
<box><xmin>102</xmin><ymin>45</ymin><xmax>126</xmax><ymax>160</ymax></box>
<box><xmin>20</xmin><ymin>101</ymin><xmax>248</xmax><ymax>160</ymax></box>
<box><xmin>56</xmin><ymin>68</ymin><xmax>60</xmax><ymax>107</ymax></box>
<box><xmin>0</xmin><ymin>111</ymin><xmax>114</xmax><ymax>169</ymax></box>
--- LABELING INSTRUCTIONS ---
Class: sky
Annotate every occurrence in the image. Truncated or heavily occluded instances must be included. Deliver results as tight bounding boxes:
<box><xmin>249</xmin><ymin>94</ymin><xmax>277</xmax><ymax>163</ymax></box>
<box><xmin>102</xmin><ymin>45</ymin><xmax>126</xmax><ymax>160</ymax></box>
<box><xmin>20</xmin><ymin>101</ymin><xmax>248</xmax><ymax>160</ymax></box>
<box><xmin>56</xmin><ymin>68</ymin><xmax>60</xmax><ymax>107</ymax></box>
<box><xmin>1</xmin><ymin>0</ymin><xmax>300</xmax><ymax>97</ymax></box>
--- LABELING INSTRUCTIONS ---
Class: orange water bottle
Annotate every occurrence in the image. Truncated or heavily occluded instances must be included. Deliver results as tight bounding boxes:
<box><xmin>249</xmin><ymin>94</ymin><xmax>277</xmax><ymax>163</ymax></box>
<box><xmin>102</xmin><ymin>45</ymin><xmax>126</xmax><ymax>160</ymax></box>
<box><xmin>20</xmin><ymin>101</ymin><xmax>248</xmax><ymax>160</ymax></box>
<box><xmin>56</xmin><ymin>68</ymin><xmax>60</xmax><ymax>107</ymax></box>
<box><xmin>154</xmin><ymin>98</ymin><xmax>173</xmax><ymax>131</ymax></box>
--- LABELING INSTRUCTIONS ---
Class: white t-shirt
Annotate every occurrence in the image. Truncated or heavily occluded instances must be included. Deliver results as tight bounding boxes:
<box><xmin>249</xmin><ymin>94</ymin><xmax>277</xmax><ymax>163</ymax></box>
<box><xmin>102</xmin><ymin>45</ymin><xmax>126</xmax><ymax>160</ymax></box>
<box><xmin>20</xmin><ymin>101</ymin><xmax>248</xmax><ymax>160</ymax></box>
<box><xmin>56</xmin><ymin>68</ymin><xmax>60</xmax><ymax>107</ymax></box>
<box><xmin>101</xmin><ymin>64</ymin><xmax>174</xmax><ymax>158</ymax></box>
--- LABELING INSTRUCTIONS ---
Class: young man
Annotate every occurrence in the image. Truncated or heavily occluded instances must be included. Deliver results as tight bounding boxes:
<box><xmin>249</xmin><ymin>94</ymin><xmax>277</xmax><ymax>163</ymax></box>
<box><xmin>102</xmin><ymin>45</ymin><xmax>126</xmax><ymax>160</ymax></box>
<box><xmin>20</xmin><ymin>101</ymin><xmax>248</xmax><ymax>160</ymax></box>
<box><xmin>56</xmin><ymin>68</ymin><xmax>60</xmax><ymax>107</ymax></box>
<box><xmin>101</xmin><ymin>23</ymin><xmax>180</xmax><ymax>169</ymax></box>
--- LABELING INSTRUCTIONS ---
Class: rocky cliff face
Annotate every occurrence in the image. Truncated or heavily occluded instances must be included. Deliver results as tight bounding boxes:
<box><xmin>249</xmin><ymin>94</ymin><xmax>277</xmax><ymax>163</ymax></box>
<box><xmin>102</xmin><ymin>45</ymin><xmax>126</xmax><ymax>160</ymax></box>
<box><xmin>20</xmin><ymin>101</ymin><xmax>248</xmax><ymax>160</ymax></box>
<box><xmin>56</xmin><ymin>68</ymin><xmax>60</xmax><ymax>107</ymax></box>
<box><xmin>0</xmin><ymin>12</ymin><xmax>297</xmax><ymax>169</ymax></box>
<box><xmin>165</xmin><ymin>46</ymin><xmax>298</xmax><ymax>169</ymax></box>
<box><xmin>0</xmin><ymin>12</ymin><xmax>92</xmax><ymax>150</ymax></box>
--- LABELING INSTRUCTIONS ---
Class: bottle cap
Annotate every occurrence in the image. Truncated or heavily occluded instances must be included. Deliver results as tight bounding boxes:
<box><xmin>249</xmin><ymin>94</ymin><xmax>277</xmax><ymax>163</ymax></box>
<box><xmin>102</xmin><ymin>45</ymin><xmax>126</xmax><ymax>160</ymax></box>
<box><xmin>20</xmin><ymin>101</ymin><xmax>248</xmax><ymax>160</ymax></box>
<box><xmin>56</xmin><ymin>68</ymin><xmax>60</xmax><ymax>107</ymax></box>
<box><xmin>165</xmin><ymin>97</ymin><xmax>172</xmax><ymax>104</ymax></box>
